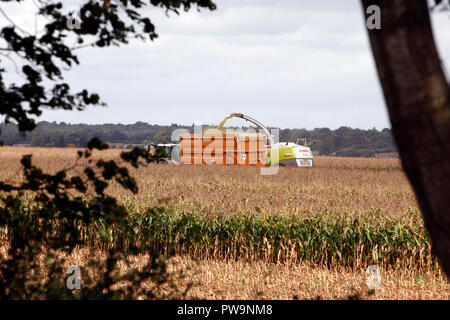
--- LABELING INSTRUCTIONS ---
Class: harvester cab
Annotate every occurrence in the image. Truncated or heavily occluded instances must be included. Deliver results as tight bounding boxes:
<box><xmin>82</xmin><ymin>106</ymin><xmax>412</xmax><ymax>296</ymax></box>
<box><xmin>267</xmin><ymin>142</ymin><xmax>314</xmax><ymax>167</ymax></box>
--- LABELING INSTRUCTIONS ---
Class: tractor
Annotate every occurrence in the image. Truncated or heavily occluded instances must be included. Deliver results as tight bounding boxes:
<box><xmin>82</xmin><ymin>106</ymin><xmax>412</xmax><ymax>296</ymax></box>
<box><xmin>147</xmin><ymin>142</ymin><xmax>179</xmax><ymax>164</ymax></box>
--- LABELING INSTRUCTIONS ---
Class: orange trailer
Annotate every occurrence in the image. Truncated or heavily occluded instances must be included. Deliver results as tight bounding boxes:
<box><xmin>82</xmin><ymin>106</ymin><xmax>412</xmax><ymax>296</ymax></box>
<box><xmin>179</xmin><ymin>132</ymin><xmax>266</xmax><ymax>166</ymax></box>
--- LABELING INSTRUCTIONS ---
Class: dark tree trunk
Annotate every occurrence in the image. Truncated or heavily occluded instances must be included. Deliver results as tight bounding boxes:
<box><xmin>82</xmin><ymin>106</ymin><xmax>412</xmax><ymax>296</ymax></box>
<box><xmin>361</xmin><ymin>0</ymin><xmax>450</xmax><ymax>277</ymax></box>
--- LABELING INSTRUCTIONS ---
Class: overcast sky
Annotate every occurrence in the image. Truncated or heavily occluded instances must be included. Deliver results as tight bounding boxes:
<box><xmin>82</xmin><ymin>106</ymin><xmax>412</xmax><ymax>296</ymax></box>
<box><xmin>2</xmin><ymin>0</ymin><xmax>450</xmax><ymax>130</ymax></box>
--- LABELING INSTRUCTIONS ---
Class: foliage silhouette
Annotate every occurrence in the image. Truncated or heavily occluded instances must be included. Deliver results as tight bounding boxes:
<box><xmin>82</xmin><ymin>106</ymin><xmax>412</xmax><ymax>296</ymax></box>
<box><xmin>0</xmin><ymin>139</ymin><xmax>184</xmax><ymax>299</ymax></box>
<box><xmin>0</xmin><ymin>0</ymin><xmax>216</xmax><ymax>299</ymax></box>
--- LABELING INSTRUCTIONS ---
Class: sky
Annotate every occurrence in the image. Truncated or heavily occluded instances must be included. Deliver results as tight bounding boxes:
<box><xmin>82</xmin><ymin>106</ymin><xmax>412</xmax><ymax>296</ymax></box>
<box><xmin>2</xmin><ymin>0</ymin><xmax>450</xmax><ymax>130</ymax></box>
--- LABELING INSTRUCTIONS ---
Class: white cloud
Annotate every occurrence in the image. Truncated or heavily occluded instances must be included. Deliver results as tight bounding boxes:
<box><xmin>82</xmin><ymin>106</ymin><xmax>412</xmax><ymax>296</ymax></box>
<box><xmin>2</xmin><ymin>0</ymin><xmax>450</xmax><ymax>130</ymax></box>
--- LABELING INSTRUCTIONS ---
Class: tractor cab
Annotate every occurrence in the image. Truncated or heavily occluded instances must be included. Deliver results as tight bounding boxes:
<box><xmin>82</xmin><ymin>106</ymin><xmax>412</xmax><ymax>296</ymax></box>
<box><xmin>147</xmin><ymin>143</ymin><xmax>178</xmax><ymax>164</ymax></box>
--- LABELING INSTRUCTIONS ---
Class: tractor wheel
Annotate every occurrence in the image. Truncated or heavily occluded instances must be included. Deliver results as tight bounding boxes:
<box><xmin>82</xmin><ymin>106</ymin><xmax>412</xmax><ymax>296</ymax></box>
<box><xmin>157</xmin><ymin>158</ymin><xmax>170</xmax><ymax>164</ymax></box>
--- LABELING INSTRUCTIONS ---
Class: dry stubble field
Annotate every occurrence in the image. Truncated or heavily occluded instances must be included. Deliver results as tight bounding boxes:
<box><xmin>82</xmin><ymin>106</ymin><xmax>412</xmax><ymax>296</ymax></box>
<box><xmin>0</xmin><ymin>147</ymin><xmax>448</xmax><ymax>299</ymax></box>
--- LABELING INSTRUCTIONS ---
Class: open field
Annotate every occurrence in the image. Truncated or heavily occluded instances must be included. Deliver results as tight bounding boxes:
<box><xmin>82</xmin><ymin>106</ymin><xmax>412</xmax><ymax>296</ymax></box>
<box><xmin>1</xmin><ymin>243</ymin><xmax>447</xmax><ymax>300</ymax></box>
<box><xmin>0</xmin><ymin>147</ymin><xmax>448</xmax><ymax>299</ymax></box>
<box><xmin>0</xmin><ymin>147</ymin><xmax>416</xmax><ymax>224</ymax></box>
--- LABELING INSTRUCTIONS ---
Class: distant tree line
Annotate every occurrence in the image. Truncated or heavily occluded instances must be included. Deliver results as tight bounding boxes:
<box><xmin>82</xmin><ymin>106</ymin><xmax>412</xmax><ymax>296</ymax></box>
<box><xmin>279</xmin><ymin>126</ymin><xmax>397</xmax><ymax>157</ymax></box>
<box><xmin>0</xmin><ymin>121</ymin><xmax>397</xmax><ymax>157</ymax></box>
